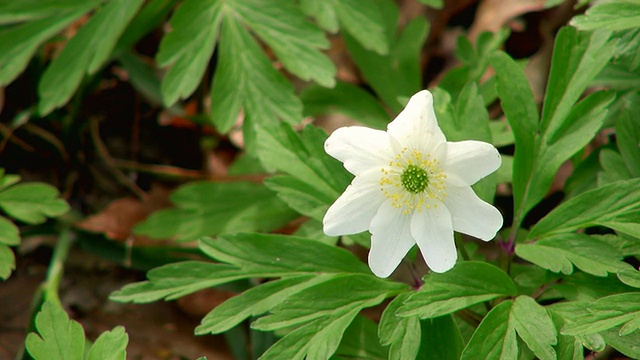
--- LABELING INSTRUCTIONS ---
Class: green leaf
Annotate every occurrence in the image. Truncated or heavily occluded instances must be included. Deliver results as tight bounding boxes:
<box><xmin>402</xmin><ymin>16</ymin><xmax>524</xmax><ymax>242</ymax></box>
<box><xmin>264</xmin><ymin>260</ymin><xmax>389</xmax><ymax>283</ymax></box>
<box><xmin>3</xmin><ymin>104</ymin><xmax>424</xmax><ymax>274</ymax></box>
<box><xmin>529</xmin><ymin>178</ymin><xmax>640</xmax><ymax>239</ymax></box>
<box><xmin>601</xmin><ymin>327</ymin><xmax>640</xmax><ymax>358</ymax></box>
<box><xmin>0</xmin><ymin>216</ymin><xmax>19</xmax><ymax>246</ymax></box>
<box><xmin>417</xmin><ymin>315</ymin><xmax>465</xmax><ymax>360</ymax></box>
<box><xmin>254</xmin><ymin>274</ymin><xmax>405</xmax><ymax>360</ymax></box>
<box><xmin>598</xmin><ymin>148</ymin><xmax>632</xmax><ymax>185</ymax></box>
<box><xmin>379</xmin><ymin>292</ymin><xmax>421</xmax><ymax>360</ymax></box>
<box><xmin>199</xmin><ymin>234</ymin><xmax>370</xmax><ymax>275</ymax></box>
<box><xmin>301</xmin><ymin>0</ymin><xmax>388</xmax><ymax>54</ymax></box>
<box><xmin>114</xmin><ymin>0</ymin><xmax>176</xmax><ymax>54</ymax></box>
<box><xmin>264</xmin><ymin>175</ymin><xmax>331</xmax><ymax>221</ymax></box>
<box><xmin>300</xmin><ymin>81</ymin><xmax>389</xmax><ymax>130</ymax></box>
<box><xmin>0</xmin><ymin>244</ymin><xmax>16</xmax><ymax>280</ymax></box>
<box><xmin>86</xmin><ymin>326</ymin><xmax>128</xmax><ymax>360</ymax></box>
<box><xmin>616</xmin><ymin>101</ymin><xmax>640</xmax><ymax>177</ymax></box>
<box><xmin>335</xmin><ymin>315</ymin><xmax>388</xmax><ymax>359</ymax></box>
<box><xmin>37</xmin><ymin>0</ymin><xmax>145</xmax><ymax>115</ymax></box>
<box><xmin>26</xmin><ymin>302</ymin><xmax>85</xmax><ymax>360</ymax></box>
<box><xmin>0</xmin><ymin>183</ymin><xmax>69</xmax><ymax>224</ymax></box>
<box><xmin>418</xmin><ymin>0</ymin><xmax>444</xmax><ymax>9</ymax></box>
<box><xmin>0</xmin><ymin>4</ymin><xmax>97</xmax><ymax>87</ymax></box>
<box><xmin>134</xmin><ymin>181</ymin><xmax>296</xmax><ymax>242</ymax></box>
<box><xmin>571</xmin><ymin>0</ymin><xmax>640</xmax><ymax>31</ymax></box>
<box><xmin>397</xmin><ymin>262</ymin><xmax>517</xmax><ymax>318</ymax></box>
<box><xmin>344</xmin><ymin>2</ymin><xmax>428</xmax><ymax>111</ymax></box>
<box><xmin>515</xmin><ymin>233</ymin><xmax>628</xmax><ymax>277</ymax></box>
<box><xmin>0</xmin><ymin>0</ymin><xmax>94</xmax><ymax>24</ymax></box>
<box><xmin>196</xmin><ymin>275</ymin><xmax>333</xmax><ymax>334</ymax></box>
<box><xmin>561</xmin><ymin>293</ymin><xmax>640</xmax><ymax>336</ymax></box>
<box><xmin>462</xmin><ymin>296</ymin><xmax>557</xmax><ymax>360</ymax></box>
<box><xmin>551</xmin><ymin>311</ymin><xmax>584</xmax><ymax>360</ymax></box>
<box><xmin>618</xmin><ymin>268</ymin><xmax>640</xmax><ymax>288</ymax></box>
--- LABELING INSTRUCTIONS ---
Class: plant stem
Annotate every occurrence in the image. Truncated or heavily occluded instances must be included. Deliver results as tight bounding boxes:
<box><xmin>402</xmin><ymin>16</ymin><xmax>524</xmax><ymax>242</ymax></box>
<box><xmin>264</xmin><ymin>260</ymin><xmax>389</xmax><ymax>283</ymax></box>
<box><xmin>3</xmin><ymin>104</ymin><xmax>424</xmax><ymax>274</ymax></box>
<box><xmin>43</xmin><ymin>226</ymin><xmax>74</xmax><ymax>307</ymax></box>
<box><xmin>455</xmin><ymin>233</ymin><xmax>470</xmax><ymax>261</ymax></box>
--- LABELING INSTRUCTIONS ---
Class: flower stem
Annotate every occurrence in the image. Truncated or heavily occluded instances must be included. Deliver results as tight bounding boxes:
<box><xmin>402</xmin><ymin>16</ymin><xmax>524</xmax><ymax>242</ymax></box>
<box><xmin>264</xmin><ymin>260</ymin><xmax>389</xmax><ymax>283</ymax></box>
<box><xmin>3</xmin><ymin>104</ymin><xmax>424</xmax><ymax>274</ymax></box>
<box><xmin>43</xmin><ymin>226</ymin><xmax>74</xmax><ymax>307</ymax></box>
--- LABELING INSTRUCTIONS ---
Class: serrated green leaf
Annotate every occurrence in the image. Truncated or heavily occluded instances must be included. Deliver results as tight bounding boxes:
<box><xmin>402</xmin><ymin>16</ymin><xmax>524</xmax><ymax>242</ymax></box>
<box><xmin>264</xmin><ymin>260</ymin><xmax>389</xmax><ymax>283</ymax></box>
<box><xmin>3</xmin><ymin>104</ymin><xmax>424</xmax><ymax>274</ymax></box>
<box><xmin>618</xmin><ymin>268</ymin><xmax>640</xmax><ymax>288</ymax></box>
<box><xmin>264</xmin><ymin>175</ymin><xmax>331</xmax><ymax>221</ymax></box>
<box><xmin>0</xmin><ymin>216</ymin><xmax>19</xmax><ymax>246</ymax></box>
<box><xmin>462</xmin><ymin>296</ymin><xmax>557</xmax><ymax>360</ymax></box>
<box><xmin>335</xmin><ymin>315</ymin><xmax>388</xmax><ymax>359</ymax></box>
<box><xmin>379</xmin><ymin>292</ymin><xmax>421</xmax><ymax>360</ymax></box>
<box><xmin>461</xmin><ymin>300</ymin><xmax>517</xmax><ymax>360</ymax></box>
<box><xmin>0</xmin><ymin>183</ymin><xmax>69</xmax><ymax>224</ymax></box>
<box><xmin>397</xmin><ymin>262</ymin><xmax>517</xmax><ymax>318</ymax></box>
<box><xmin>134</xmin><ymin>181</ymin><xmax>296</xmax><ymax>242</ymax></box>
<box><xmin>0</xmin><ymin>4</ymin><xmax>96</xmax><ymax>87</ymax></box>
<box><xmin>561</xmin><ymin>293</ymin><xmax>640</xmax><ymax>336</ymax></box>
<box><xmin>0</xmin><ymin>244</ymin><xmax>16</xmax><ymax>280</ymax></box>
<box><xmin>37</xmin><ymin>0</ymin><xmax>144</xmax><ymax>115</ymax></box>
<box><xmin>86</xmin><ymin>326</ymin><xmax>128</xmax><ymax>360</ymax></box>
<box><xmin>550</xmin><ymin>311</ymin><xmax>584</xmax><ymax>360</ymax></box>
<box><xmin>601</xmin><ymin>327</ymin><xmax>640</xmax><ymax>358</ymax></box>
<box><xmin>210</xmin><ymin>15</ymin><xmax>303</xmax><ymax>137</ymax></box>
<box><xmin>515</xmin><ymin>233</ymin><xmax>628</xmax><ymax>277</ymax></box>
<box><xmin>344</xmin><ymin>3</ymin><xmax>428</xmax><ymax>111</ymax></box>
<box><xmin>617</xmin><ymin>101</ymin><xmax>640</xmax><ymax>177</ymax></box>
<box><xmin>0</xmin><ymin>0</ymin><xmax>94</xmax><ymax>23</ymax></box>
<box><xmin>571</xmin><ymin>0</ymin><xmax>640</xmax><ymax>31</ymax></box>
<box><xmin>554</xmin><ymin>272</ymin><xmax>635</xmax><ymax>302</ymax></box>
<box><xmin>598</xmin><ymin>148</ymin><xmax>632</xmax><ymax>186</ymax></box>
<box><xmin>196</xmin><ymin>275</ymin><xmax>333</xmax><ymax>334</ymax></box>
<box><xmin>300</xmin><ymin>81</ymin><xmax>389</xmax><ymax>130</ymax></box>
<box><xmin>26</xmin><ymin>302</ymin><xmax>85</xmax><ymax>360</ymax></box>
<box><xmin>199</xmin><ymin>234</ymin><xmax>370</xmax><ymax>275</ymax></box>
<box><xmin>529</xmin><ymin>178</ymin><xmax>640</xmax><ymax>239</ymax></box>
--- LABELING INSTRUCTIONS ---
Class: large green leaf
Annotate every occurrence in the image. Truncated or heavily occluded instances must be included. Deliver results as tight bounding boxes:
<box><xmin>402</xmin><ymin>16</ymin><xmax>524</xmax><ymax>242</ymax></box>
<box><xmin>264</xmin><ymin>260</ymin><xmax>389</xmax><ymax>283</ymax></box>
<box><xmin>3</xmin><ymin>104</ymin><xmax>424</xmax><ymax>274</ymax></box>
<box><xmin>378</xmin><ymin>292</ymin><xmax>421</xmax><ymax>360</ymax></box>
<box><xmin>571</xmin><ymin>0</ymin><xmax>640</xmax><ymax>31</ymax></box>
<box><xmin>397</xmin><ymin>262</ymin><xmax>517</xmax><ymax>318</ymax></box>
<box><xmin>561</xmin><ymin>293</ymin><xmax>640</xmax><ymax>336</ymax></box>
<box><xmin>134</xmin><ymin>181</ymin><xmax>297</xmax><ymax>242</ymax></box>
<box><xmin>461</xmin><ymin>296</ymin><xmax>557</xmax><ymax>360</ymax></box>
<box><xmin>0</xmin><ymin>3</ymin><xmax>98</xmax><ymax>87</ymax></box>
<box><xmin>417</xmin><ymin>315</ymin><xmax>465</xmax><ymax>360</ymax></box>
<box><xmin>616</xmin><ymin>100</ymin><xmax>640</xmax><ymax>177</ymax></box>
<box><xmin>37</xmin><ymin>0</ymin><xmax>145</xmax><ymax>115</ymax></box>
<box><xmin>515</xmin><ymin>233</ymin><xmax>629</xmax><ymax>277</ymax></box>
<box><xmin>529</xmin><ymin>178</ymin><xmax>640</xmax><ymax>239</ymax></box>
<box><xmin>0</xmin><ymin>183</ymin><xmax>69</xmax><ymax>224</ymax></box>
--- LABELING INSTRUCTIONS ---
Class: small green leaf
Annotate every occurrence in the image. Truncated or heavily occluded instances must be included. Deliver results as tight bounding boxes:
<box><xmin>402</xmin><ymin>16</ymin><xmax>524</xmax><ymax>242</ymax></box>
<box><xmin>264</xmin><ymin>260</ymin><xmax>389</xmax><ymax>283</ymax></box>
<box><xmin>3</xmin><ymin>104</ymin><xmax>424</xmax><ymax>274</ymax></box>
<box><xmin>300</xmin><ymin>81</ymin><xmax>389</xmax><ymax>130</ymax></box>
<box><xmin>0</xmin><ymin>244</ymin><xmax>16</xmax><ymax>280</ymax></box>
<box><xmin>38</xmin><ymin>0</ymin><xmax>145</xmax><ymax>115</ymax></box>
<box><xmin>134</xmin><ymin>181</ymin><xmax>296</xmax><ymax>241</ymax></box>
<box><xmin>26</xmin><ymin>302</ymin><xmax>85</xmax><ymax>360</ymax></box>
<box><xmin>397</xmin><ymin>262</ymin><xmax>517</xmax><ymax>318</ymax></box>
<box><xmin>461</xmin><ymin>300</ymin><xmax>517</xmax><ymax>360</ymax></box>
<box><xmin>379</xmin><ymin>292</ymin><xmax>421</xmax><ymax>360</ymax></box>
<box><xmin>529</xmin><ymin>178</ymin><xmax>640</xmax><ymax>239</ymax></box>
<box><xmin>0</xmin><ymin>183</ymin><xmax>69</xmax><ymax>224</ymax></box>
<box><xmin>86</xmin><ymin>326</ymin><xmax>128</xmax><ymax>360</ymax></box>
<box><xmin>0</xmin><ymin>216</ymin><xmax>19</xmax><ymax>246</ymax></box>
<box><xmin>515</xmin><ymin>233</ymin><xmax>628</xmax><ymax>276</ymax></box>
<box><xmin>571</xmin><ymin>0</ymin><xmax>640</xmax><ymax>31</ymax></box>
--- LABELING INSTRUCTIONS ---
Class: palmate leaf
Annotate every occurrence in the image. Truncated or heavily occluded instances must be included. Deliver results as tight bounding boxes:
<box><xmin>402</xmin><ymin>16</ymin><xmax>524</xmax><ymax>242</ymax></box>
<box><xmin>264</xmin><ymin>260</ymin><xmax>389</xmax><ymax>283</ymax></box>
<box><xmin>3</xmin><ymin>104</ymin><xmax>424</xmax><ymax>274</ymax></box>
<box><xmin>157</xmin><ymin>0</ymin><xmax>336</xmax><ymax>142</ymax></box>
<box><xmin>571</xmin><ymin>0</ymin><xmax>640</xmax><ymax>31</ymax></box>
<box><xmin>134</xmin><ymin>181</ymin><xmax>297</xmax><ymax>242</ymax></box>
<box><xmin>37</xmin><ymin>0</ymin><xmax>145</xmax><ymax>115</ymax></box>
<box><xmin>492</xmin><ymin>27</ymin><xmax>616</xmax><ymax>223</ymax></box>
<box><xmin>461</xmin><ymin>296</ymin><xmax>557</xmax><ymax>360</ymax></box>
<box><xmin>26</xmin><ymin>302</ymin><xmax>129</xmax><ymax>360</ymax></box>
<box><xmin>529</xmin><ymin>178</ymin><xmax>640</xmax><ymax>239</ymax></box>
<box><xmin>0</xmin><ymin>183</ymin><xmax>69</xmax><ymax>224</ymax></box>
<box><xmin>515</xmin><ymin>233</ymin><xmax>629</xmax><ymax>277</ymax></box>
<box><xmin>397</xmin><ymin>262</ymin><xmax>517</xmax><ymax>318</ymax></box>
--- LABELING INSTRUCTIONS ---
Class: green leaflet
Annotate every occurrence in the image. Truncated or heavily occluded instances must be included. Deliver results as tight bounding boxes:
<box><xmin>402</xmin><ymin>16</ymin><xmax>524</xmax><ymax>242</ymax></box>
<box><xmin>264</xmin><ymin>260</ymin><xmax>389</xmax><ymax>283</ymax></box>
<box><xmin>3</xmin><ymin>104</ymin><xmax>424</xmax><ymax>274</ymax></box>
<box><xmin>571</xmin><ymin>0</ymin><xmax>640</xmax><ymax>31</ymax></box>
<box><xmin>379</xmin><ymin>292</ymin><xmax>421</xmax><ymax>360</ymax></box>
<box><xmin>37</xmin><ymin>0</ymin><xmax>145</xmax><ymax>115</ymax></box>
<box><xmin>134</xmin><ymin>181</ymin><xmax>297</xmax><ymax>242</ymax></box>
<box><xmin>0</xmin><ymin>183</ymin><xmax>69</xmax><ymax>224</ymax></box>
<box><xmin>26</xmin><ymin>302</ymin><xmax>129</xmax><ymax>360</ymax></box>
<box><xmin>515</xmin><ymin>233</ymin><xmax>629</xmax><ymax>277</ymax></box>
<box><xmin>529</xmin><ymin>178</ymin><xmax>640</xmax><ymax>239</ymax></box>
<box><xmin>397</xmin><ymin>262</ymin><xmax>517</xmax><ymax>318</ymax></box>
<box><xmin>335</xmin><ymin>315</ymin><xmax>388</xmax><ymax>359</ymax></box>
<box><xmin>461</xmin><ymin>296</ymin><xmax>557</xmax><ymax>360</ymax></box>
<box><xmin>561</xmin><ymin>293</ymin><xmax>640</xmax><ymax>337</ymax></box>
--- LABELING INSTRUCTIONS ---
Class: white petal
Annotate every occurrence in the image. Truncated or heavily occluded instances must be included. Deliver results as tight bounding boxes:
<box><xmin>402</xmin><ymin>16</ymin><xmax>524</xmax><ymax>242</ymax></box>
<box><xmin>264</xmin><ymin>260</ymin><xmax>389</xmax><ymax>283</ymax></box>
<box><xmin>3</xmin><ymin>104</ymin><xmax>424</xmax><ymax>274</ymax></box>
<box><xmin>323</xmin><ymin>169</ymin><xmax>386</xmax><ymax>236</ymax></box>
<box><xmin>443</xmin><ymin>185</ymin><xmax>503</xmax><ymax>241</ymax></box>
<box><xmin>324</xmin><ymin>126</ymin><xmax>393</xmax><ymax>176</ymax></box>
<box><xmin>368</xmin><ymin>200</ymin><xmax>416</xmax><ymax>278</ymax></box>
<box><xmin>443</xmin><ymin>140</ymin><xmax>501</xmax><ymax>186</ymax></box>
<box><xmin>387</xmin><ymin>90</ymin><xmax>446</xmax><ymax>153</ymax></box>
<box><xmin>410</xmin><ymin>204</ymin><xmax>457</xmax><ymax>273</ymax></box>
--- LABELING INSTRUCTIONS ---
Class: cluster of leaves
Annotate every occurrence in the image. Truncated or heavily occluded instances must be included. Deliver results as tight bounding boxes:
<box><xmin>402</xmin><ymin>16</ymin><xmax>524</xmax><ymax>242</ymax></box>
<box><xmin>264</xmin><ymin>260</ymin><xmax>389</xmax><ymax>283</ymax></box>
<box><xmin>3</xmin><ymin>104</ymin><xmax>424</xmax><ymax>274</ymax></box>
<box><xmin>3</xmin><ymin>0</ymin><xmax>640</xmax><ymax>359</ymax></box>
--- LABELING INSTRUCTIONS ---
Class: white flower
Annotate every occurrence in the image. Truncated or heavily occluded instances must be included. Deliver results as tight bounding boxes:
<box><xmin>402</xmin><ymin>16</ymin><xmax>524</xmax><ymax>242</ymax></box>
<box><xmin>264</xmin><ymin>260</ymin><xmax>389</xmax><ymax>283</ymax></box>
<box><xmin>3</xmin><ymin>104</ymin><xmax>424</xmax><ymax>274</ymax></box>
<box><xmin>323</xmin><ymin>90</ymin><xmax>503</xmax><ymax>278</ymax></box>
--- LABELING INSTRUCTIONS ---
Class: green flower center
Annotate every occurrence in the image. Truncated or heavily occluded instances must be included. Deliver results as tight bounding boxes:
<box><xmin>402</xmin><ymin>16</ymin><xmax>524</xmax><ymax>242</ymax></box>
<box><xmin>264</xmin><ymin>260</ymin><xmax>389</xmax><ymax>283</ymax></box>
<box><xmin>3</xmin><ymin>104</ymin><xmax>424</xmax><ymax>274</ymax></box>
<box><xmin>400</xmin><ymin>165</ymin><xmax>429</xmax><ymax>193</ymax></box>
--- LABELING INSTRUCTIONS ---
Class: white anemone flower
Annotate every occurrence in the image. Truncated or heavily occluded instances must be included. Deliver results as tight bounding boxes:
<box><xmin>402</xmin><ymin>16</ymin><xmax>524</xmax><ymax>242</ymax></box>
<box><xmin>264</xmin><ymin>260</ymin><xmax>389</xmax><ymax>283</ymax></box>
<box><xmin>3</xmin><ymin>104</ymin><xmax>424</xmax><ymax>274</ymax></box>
<box><xmin>323</xmin><ymin>90</ymin><xmax>503</xmax><ymax>278</ymax></box>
